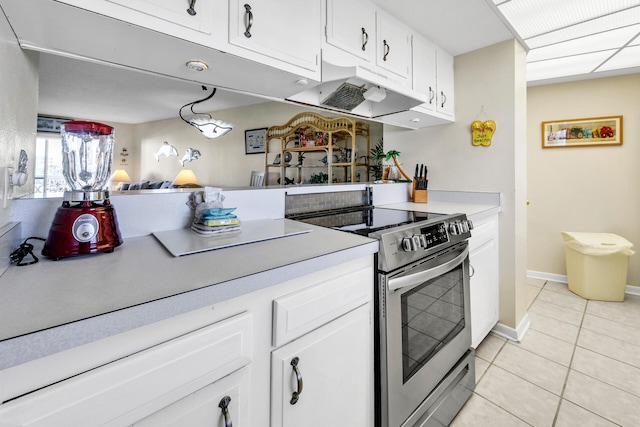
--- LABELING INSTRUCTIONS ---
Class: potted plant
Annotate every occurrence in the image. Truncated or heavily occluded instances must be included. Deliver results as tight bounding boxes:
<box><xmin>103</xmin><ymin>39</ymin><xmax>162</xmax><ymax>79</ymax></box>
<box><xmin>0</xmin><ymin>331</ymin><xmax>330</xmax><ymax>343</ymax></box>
<box><xmin>369</xmin><ymin>138</ymin><xmax>385</xmax><ymax>181</ymax></box>
<box><xmin>373</xmin><ymin>148</ymin><xmax>412</xmax><ymax>181</ymax></box>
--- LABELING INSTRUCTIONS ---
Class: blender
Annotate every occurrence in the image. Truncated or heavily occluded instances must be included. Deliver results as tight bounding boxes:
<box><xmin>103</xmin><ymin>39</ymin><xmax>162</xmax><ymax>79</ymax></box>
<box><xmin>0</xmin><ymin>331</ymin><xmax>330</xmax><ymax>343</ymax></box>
<box><xmin>42</xmin><ymin>121</ymin><xmax>123</xmax><ymax>259</ymax></box>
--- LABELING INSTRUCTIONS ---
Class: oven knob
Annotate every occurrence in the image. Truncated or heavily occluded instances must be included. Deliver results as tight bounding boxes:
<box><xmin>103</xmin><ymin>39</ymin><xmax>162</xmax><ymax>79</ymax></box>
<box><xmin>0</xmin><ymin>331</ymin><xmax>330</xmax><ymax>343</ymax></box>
<box><xmin>467</xmin><ymin>220</ymin><xmax>474</xmax><ymax>230</ymax></box>
<box><xmin>401</xmin><ymin>236</ymin><xmax>418</xmax><ymax>252</ymax></box>
<box><xmin>461</xmin><ymin>221</ymin><xmax>469</xmax><ymax>233</ymax></box>
<box><xmin>449</xmin><ymin>221</ymin><xmax>461</xmax><ymax>235</ymax></box>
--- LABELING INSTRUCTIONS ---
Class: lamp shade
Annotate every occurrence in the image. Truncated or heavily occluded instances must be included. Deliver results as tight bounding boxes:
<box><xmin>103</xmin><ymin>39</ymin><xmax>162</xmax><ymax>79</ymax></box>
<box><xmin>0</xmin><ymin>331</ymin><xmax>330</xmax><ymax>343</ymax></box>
<box><xmin>187</xmin><ymin>117</ymin><xmax>234</xmax><ymax>139</ymax></box>
<box><xmin>110</xmin><ymin>169</ymin><xmax>131</xmax><ymax>191</ymax></box>
<box><xmin>111</xmin><ymin>169</ymin><xmax>131</xmax><ymax>183</ymax></box>
<box><xmin>172</xmin><ymin>169</ymin><xmax>201</xmax><ymax>187</ymax></box>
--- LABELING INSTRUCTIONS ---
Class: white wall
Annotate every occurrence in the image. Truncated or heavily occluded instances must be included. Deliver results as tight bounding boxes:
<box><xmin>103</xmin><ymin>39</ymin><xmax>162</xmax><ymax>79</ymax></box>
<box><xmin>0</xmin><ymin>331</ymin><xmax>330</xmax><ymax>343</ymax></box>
<box><xmin>527</xmin><ymin>74</ymin><xmax>640</xmax><ymax>286</ymax></box>
<box><xmin>0</xmin><ymin>11</ymin><xmax>39</xmax><ymax>224</ymax></box>
<box><xmin>385</xmin><ymin>39</ymin><xmax>528</xmax><ymax>330</ymax></box>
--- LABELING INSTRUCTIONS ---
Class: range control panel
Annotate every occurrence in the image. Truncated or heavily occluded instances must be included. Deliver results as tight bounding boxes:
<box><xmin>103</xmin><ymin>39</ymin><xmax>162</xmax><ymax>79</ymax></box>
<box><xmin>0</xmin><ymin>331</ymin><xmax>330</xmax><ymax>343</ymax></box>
<box><xmin>373</xmin><ymin>213</ymin><xmax>473</xmax><ymax>272</ymax></box>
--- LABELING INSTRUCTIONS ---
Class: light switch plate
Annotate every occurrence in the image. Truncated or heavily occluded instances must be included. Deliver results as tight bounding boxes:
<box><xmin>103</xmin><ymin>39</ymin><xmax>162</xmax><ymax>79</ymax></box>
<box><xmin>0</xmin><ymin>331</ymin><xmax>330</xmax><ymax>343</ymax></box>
<box><xmin>2</xmin><ymin>167</ymin><xmax>13</xmax><ymax>209</ymax></box>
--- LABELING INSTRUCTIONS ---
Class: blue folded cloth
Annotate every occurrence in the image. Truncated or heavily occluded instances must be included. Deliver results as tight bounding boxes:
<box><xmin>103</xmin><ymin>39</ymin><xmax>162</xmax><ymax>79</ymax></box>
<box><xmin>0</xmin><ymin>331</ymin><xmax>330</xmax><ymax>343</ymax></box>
<box><xmin>198</xmin><ymin>207</ymin><xmax>237</xmax><ymax>220</ymax></box>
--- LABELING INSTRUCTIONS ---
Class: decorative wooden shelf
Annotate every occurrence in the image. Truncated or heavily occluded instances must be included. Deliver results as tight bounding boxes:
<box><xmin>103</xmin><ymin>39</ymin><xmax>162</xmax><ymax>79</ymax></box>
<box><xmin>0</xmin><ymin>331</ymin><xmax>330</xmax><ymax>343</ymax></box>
<box><xmin>264</xmin><ymin>112</ymin><xmax>370</xmax><ymax>185</ymax></box>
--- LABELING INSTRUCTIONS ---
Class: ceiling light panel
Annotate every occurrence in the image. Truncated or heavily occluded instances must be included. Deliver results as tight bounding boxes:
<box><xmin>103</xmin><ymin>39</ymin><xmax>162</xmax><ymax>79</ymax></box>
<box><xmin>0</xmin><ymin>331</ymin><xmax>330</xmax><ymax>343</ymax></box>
<box><xmin>497</xmin><ymin>0</ymin><xmax>640</xmax><ymax>40</ymax></box>
<box><xmin>526</xmin><ymin>24</ymin><xmax>640</xmax><ymax>62</ymax></box>
<box><xmin>527</xmin><ymin>50</ymin><xmax>616</xmax><ymax>82</ymax></box>
<box><xmin>596</xmin><ymin>45</ymin><xmax>640</xmax><ymax>70</ymax></box>
<box><xmin>525</xmin><ymin>8</ymin><xmax>640</xmax><ymax>48</ymax></box>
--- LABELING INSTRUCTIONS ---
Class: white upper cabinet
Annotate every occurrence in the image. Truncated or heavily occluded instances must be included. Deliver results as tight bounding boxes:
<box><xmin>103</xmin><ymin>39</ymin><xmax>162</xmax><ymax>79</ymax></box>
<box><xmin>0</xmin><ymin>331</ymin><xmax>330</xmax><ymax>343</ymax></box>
<box><xmin>412</xmin><ymin>33</ymin><xmax>455</xmax><ymax>117</ymax></box>
<box><xmin>412</xmin><ymin>34</ymin><xmax>437</xmax><ymax>112</ymax></box>
<box><xmin>435</xmin><ymin>48</ymin><xmax>455</xmax><ymax>117</ymax></box>
<box><xmin>375</xmin><ymin>10</ymin><xmax>412</xmax><ymax>80</ymax></box>
<box><xmin>229</xmin><ymin>0</ymin><xmax>321</xmax><ymax>74</ymax></box>
<box><xmin>325</xmin><ymin>0</ymin><xmax>376</xmax><ymax>62</ymax></box>
<box><xmin>54</xmin><ymin>0</ymin><xmax>226</xmax><ymax>46</ymax></box>
<box><xmin>323</xmin><ymin>1</ymin><xmax>411</xmax><ymax>87</ymax></box>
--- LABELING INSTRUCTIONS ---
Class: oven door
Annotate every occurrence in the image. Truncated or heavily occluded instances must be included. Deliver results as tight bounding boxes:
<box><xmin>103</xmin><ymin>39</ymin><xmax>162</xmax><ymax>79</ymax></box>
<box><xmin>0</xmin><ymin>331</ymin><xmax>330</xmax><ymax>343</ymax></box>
<box><xmin>379</xmin><ymin>242</ymin><xmax>471</xmax><ymax>427</ymax></box>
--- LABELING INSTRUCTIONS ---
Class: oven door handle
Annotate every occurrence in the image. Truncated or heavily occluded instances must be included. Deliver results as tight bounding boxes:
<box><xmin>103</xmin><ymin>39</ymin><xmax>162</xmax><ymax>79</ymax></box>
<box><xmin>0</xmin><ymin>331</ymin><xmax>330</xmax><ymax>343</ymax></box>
<box><xmin>387</xmin><ymin>246</ymin><xmax>469</xmax><ymax>292</ymax></box>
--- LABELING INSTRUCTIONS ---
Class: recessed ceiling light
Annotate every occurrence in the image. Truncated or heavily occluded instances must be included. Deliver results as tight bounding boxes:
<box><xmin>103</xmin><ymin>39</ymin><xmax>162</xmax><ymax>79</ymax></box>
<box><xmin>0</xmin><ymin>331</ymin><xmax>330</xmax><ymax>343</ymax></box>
<box><xmin>185</xmin><ymin>60</ymin><xmax>209</xmax><ymax>72</ymax></box>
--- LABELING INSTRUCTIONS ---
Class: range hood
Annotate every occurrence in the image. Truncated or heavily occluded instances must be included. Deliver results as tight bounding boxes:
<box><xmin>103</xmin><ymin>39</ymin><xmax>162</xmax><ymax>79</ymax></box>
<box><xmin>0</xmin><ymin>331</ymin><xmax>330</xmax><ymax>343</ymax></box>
<box><xmin>286</xmin><ymin>61</ymin><xmax>426</xmax><ymax>119</ymax></box>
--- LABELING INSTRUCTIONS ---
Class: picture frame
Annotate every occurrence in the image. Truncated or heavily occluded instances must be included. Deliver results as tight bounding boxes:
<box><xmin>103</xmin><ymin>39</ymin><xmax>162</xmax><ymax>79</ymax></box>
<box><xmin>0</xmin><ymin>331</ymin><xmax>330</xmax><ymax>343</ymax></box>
<box><xmin>245</xmin><ymin>127</ymin><xmax>267</xmax><ymax>154</ymax></box>
<box><xmin>37</xmin><ymin>116</ymin><xmax>69</xmax><ymax>133</ymax></box>
<box><xmin>541</xmin><ymin>116</ymin><xmax>622</xmax><ymax>148</ymax></box>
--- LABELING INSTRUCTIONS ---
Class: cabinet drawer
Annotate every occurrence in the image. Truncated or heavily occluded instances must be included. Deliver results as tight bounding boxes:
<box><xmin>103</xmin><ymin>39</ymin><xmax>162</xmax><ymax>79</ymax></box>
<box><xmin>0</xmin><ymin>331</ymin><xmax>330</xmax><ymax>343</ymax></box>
<box><xmin>469</xmin><ymin>215</ymin><xmax>498</xmax><ymax>251</ymax></box>
<box><xmin>0</xmin><ymin>312</ymin><xmax>252</xmax><ymax>426</ymax></box>
<box><xmin>133</xmin><ymin>365</ymin><xmax>251</xmax><ymax>427</ymax></box>
<box><xmin>272</xmin><ymin>258</ymin><xmax>373</xmax><ymax>347</ymax></box>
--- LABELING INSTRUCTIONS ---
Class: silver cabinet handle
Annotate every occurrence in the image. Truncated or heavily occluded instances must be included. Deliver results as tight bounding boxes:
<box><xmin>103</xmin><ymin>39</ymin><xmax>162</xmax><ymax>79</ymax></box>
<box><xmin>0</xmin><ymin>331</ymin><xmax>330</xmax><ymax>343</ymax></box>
<box><xmin>469</xmin><ymin>264</ymin><xmax>475</xmax><ymax>278</ymax></box>
<box><xmin>441</xmin><ymin>91</ymin><xmax>447</xmax><ymax>108</ymax></box>
<box><xmin>383</xmin><ymin>40</ymin><xmax>390</xmax><ymax>61</ymax></box>
<box><xmin>290</xmin><ymin>357</ymin><xmax>304</xmax><ymax>405</ymax></box>
<box><xmin>429</xmin><ymin>86</ymin><xmax>435</xmax><ymax>105</ymax></box>
<box><xmin>361</xmin><ymin>27</ymin><xmax>369</xmax><ymax>51</ymax></box>
<box><xmin>218</xmin><ymin>396</ymin><xmax>233</xmax><ymax>427</ymax></box>
<box><xmin>243</xmin><ymin>4</ymin><xmax>253</xmax><ymax>38</ymax></box>
<box><xmin>186</xmin><ymin>0</ymin><xmax>197</xmax><ymax>16</ymax></box>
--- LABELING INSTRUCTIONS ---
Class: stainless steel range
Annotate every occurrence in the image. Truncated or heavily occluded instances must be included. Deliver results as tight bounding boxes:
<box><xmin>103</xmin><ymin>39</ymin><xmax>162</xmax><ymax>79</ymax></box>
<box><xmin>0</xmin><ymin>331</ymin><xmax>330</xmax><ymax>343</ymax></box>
<box><xmin>290</xmin><ymin>205</ymin><xmax>475</xmax><ymax>427</ymax></box>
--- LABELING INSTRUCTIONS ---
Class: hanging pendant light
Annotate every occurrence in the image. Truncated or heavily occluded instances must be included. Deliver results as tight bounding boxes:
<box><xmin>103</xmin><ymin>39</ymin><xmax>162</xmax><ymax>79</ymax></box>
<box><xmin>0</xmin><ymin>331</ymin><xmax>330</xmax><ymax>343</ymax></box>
<box><xmin>179</xmin><ymin>86</ymin><xmax>234</xmax><ymax>138</ymax></box>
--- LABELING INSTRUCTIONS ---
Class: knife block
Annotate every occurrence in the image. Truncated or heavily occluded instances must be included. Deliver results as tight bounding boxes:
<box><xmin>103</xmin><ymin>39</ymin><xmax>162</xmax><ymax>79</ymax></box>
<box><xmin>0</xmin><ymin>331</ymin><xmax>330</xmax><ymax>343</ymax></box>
<box><xmin>412</xmin><ymin>180</ymin><xmax>428</xmax><ymax>203</ymax></box>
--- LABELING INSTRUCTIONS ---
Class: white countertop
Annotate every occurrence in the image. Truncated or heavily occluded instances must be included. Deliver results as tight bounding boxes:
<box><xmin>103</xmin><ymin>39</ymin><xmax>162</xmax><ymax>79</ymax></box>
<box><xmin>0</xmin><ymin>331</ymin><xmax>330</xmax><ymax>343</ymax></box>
<box><xmin>0</xmin><ymin>219</ymin><xmax>377</xmax><ymax>368</ymax></box>
<box><xmin>381</xmin><ymin>201</ymin><xmax>500</xmax><ymax>217</ymax></box>
<box><xmin>379</xmin><ymin>190</ymin><xmax>502</xmax><ymax>218</ymax></box>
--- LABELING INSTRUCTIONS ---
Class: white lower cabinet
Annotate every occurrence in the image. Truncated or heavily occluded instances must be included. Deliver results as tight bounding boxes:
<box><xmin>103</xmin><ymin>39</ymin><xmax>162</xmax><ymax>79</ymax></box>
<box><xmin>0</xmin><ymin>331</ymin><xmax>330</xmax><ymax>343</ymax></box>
<box><xmin>0</xmin><ymin>312</ymin><xmax>253</xmax><ymax>426</ymax></box>
<box><xmin>270</xmin><ymin>304</ymin><xmax>372</xmax><ymax>427</ymax></box>
<box><xmin>469</xmin><ymin>213</ymin><xmax>500</xmax><ymax>348</ymax></box>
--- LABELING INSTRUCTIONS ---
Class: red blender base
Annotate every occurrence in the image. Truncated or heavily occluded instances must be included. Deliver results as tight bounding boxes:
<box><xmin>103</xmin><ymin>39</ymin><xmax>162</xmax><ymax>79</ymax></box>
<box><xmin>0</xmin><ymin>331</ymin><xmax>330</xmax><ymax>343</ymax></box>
<box><xmin>42</xmin><ymin>200</ymin><xmax>123</xmax><ymax>260</ymax></box>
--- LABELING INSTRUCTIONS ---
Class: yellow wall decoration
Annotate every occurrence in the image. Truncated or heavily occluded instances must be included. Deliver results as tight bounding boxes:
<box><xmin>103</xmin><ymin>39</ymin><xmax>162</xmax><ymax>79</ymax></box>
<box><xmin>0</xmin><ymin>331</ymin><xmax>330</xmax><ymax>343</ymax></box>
<box><xmin>471</xmin><ymin>120</ymin><xmax>496</xmax><ymax>146</ymax></box>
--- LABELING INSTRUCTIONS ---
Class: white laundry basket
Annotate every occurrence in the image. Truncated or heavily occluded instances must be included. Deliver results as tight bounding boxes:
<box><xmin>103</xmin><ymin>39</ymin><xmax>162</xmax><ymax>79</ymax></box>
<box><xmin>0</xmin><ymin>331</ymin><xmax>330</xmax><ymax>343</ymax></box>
<box><xmin>561</xmin><ymin>232</ymin><xmax>635</xmax><ymax>301</ymax></box>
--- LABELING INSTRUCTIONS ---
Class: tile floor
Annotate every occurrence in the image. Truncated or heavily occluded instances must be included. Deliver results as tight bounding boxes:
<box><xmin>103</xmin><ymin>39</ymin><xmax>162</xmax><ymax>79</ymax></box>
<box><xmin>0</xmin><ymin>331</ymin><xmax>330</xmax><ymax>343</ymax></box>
<box><xmin>451</xmin><ymin>279</ymin><xmax>640</xmax><ymax>427</ymax></box>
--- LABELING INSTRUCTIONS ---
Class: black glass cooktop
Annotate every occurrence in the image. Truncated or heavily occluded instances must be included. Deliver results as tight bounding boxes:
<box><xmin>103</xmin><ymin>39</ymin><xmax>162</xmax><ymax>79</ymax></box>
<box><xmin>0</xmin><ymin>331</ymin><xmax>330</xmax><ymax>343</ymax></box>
<box><xmin>290</xmin><ymin>207</ymin><xmax>444</xmax><ymax>236</ymax></box>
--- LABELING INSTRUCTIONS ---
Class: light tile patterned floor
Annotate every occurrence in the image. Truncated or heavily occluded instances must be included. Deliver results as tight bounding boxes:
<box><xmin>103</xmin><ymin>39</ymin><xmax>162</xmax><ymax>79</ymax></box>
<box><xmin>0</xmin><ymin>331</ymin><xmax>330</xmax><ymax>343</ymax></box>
<box><xmin>451</xmin><ymin>279</ymin><xmax>640</xmax><ymax>426</ymax></box>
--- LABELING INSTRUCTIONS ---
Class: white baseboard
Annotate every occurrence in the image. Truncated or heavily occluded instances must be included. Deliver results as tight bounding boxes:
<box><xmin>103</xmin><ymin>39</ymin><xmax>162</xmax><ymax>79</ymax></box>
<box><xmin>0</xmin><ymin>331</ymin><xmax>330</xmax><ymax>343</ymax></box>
<box><xmin>491</xmin><ymin>313</ymin><xmax>531</xmax><ymax>343</ymax></box>
<box><xmin>526</xmin><ymin>270</ymin><xmax>568</xmax><ymax>284</ymax></box>
<box><xmin>527</xmin><ymin>270</ymin><xmax>640</xmax><ymax>296</ymax></box>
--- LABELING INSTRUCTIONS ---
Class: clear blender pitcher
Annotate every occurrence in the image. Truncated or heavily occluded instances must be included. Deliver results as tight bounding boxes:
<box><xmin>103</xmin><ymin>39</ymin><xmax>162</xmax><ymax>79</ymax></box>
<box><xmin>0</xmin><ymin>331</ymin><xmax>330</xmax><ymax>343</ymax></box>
<box><xmin>61</xmin><ymin>121</ymin><xmax>114</xmax><ymax>192</ymax></box>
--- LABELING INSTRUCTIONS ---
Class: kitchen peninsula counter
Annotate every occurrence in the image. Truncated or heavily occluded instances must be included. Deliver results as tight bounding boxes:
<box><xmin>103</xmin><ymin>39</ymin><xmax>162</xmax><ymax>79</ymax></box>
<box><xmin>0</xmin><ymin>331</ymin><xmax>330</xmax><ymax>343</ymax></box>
<box><xmin>0</xmin><ymin>219</ymin><xmax>377</xmax><ymax>369</ymax></box>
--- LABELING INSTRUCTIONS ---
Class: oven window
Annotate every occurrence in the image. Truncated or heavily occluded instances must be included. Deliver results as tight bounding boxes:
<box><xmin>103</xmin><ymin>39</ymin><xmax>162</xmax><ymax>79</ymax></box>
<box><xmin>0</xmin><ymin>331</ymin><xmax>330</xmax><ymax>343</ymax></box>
<box><xmin>401</xmin><ymin>265</ymin><xmax>465</xmax><ymax>383</ymax></box>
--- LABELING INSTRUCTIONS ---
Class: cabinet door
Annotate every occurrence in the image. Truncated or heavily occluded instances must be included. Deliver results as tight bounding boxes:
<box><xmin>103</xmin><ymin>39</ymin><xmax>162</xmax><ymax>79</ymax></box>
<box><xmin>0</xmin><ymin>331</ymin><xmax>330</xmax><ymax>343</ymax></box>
<box><xmin>436</xmin><ymin>49</ymin><xmax>455</xmax><ymax>116</ymax></box>
<box><xmin>412</xmin><ymin>34</ymin><xmax>437</xmax><ymax>112</ymax></box>
<box><xmin>469</xmin><ymin>217</ymin><xmax>499</xmax><ymax>348</ymax></box>
<box><xmin>56</xmin><ymin>0</ymin><xmax>223</xmax><ymax>45</ymax></box>
<box><xmin>271</xmin><ymin>304</ymin><xmax>373</xmax><ymax>427</ymax></box>
<box><xmin>375</xmin><ymin>11</ymin><xmax>411</xmax><ymax>79</ymax></box>
<box><xmin>133</xmin><ymin>366</ymin><xmax>251</xmax><ymax>427</ymax></box>
<box><xmin>229</xmin><ymin>0</ymin><xmax>321</xmax><ymax>72</ymax></box>
<box><xmin>325</xmin><ymin>0</ymin><xmax>376</xmax><ymax>62</ymax></box>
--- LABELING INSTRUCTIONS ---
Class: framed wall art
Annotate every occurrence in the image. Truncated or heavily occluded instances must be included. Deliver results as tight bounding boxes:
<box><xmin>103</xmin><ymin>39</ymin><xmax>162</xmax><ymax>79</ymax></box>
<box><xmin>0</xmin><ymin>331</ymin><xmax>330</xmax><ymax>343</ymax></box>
<box><xmin>542</xmin><ymin>116</ymin><xmax>622</xmax><ymax>148</ymax></box>
<box><xmin>37</xmin><ymin>116</ymin><xmax>70</xmax><ymax>133</ymax></box>
<box><xmin>245</xmin><ymin>127</ymin><xmax>267</xmax><ymax>154</ymax></box>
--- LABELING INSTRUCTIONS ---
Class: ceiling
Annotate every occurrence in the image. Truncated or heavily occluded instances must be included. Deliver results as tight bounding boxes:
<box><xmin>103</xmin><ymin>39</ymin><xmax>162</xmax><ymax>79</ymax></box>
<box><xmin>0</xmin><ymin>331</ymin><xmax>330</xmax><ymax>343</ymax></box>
<box><xmin>490</xmin><ymin>0</ymin><xmax>640</xmax><ymax>85</ymax></box>
<box><xmin>36</xmin><ymin>0</ymin><xmax>640</xmax><ymax>124</ymax></box>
